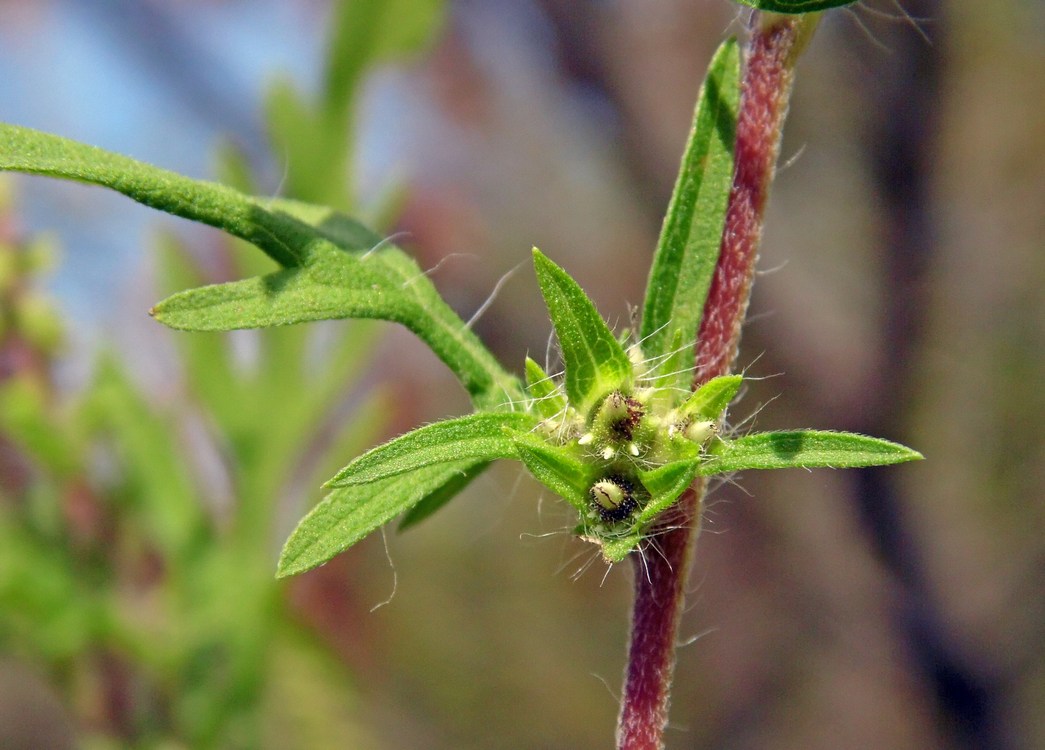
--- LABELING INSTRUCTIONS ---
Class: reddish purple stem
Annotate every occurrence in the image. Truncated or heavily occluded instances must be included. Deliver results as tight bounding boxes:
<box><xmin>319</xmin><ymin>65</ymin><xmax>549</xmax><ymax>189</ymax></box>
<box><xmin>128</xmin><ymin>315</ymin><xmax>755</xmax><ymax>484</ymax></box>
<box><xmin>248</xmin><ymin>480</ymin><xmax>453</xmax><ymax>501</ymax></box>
<box><xmin>617</xmin><ymin>14</ymin><xmax>812</xmax><ymax>749</ymax></box>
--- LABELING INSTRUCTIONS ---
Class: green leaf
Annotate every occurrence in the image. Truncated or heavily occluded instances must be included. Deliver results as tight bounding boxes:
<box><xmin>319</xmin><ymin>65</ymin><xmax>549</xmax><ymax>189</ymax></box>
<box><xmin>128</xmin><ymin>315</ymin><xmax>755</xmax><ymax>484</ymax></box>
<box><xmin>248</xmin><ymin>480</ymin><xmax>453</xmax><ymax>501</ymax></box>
<box><xmin>524</xmin><ymin>357</ymin><xmax>567</xmax><ymax>420</ymax></box>
<box><xmin>151</xmin><ymin>248</ymin><xmax>384</xmax><ymax>328</ymax></box>
<box><xmin>509</xmin><ymin>430</ymin><xmax>597</xmax><ymax>515</ymax></box>
<box><xmin>732</xmin><ymin>1</ymin><xmax>853</xmax><ymax>13</ymax></box>
<box><xmin>398</xmin><ymin>460</ymin><xmax>490</xmax><ymax>531</ymax></box>
<box><xmin>635</xmin><ymin>456</ymin><xmax>703</xmax><ymax>526</ymax></box>
<box><xmin>640</xmin><ymin>39</ymin><xmax>740</xmax><ymax>386</ymax></box>
<box><xmin>277</xmin><ymin>459</ymin><xmax>483</xmax><ymax>577</ymax></box>
<box><xmin>0</xmin><ymin>123</ymin><xmax>311</xmax><ymax>268</ymax></box>
<box><xmin>700</xmin><ymin>431</ymin><xmax>923</xmax><ymax>474</ymax></box>
<box><xmin>680</xmin><ymin>374</ymin><xmax>743</xmax><ymax>420</ymax></box>
<box><xmin>153</xmin><ymin>237</ymin><xmax>520</xmax><ymax>411</ymax></box>
<box><xmin>326</xmin><ymin>412</ymin><xmax>537</xmax><ymax>487</ymax></box>
<box><xmin>532</xmin><ymin>248</ymin><xmax>632</xmax><ymax>412</ymax></box>
<box><xmin>0</xmin><ymin>124</ymin><xmax>520</xmax><ymax>409</ymax></box>
<box><xmin>304</xmin><ymin>390</ymin><xmax>390</xmax><ymax>494</ymax></box>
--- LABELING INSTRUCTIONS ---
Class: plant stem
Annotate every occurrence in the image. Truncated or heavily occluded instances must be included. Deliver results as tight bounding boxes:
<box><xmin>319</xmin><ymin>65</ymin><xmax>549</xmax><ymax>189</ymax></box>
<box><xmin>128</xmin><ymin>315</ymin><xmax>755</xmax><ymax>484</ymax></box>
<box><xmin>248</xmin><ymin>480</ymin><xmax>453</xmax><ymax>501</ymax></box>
<box><xmin>617</xmin><ymin>13</ymin><xmax>819</xmax><ymax>749</ymax></box>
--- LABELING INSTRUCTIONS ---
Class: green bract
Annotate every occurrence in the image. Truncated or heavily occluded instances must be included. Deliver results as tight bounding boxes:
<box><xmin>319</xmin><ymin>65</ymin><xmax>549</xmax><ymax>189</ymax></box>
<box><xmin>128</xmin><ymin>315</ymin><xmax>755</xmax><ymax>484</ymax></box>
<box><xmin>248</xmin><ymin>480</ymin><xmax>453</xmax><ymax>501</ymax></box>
<box><xmin>0</xmin><ymin>35</ymin><xmax>922</xmax><ymax>579</ymax></box>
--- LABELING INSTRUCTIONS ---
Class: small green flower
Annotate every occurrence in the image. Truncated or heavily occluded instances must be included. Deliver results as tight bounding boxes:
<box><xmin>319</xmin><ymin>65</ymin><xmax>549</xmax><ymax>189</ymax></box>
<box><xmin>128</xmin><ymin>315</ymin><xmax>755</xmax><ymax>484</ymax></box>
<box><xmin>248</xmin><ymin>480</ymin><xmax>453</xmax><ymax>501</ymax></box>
<box><xmin>507</xmin><ymin>250</ymin><xmax>743</xmax><ymax>560</ymax></box>
<box><xmin>277</xmin><ymin>248</ymin><xmax>921</xmax><ymax>574</ymax></box>
<box><xmin>505</xmin><ymin>249</ymin><xmax>735</xmax><ymax>555</ymax></box>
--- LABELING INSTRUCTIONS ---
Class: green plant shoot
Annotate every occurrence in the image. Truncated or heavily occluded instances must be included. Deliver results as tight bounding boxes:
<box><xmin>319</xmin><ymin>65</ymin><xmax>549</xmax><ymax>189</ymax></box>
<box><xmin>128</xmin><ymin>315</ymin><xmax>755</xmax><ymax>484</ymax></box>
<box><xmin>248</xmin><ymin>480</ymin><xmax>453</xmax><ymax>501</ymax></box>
<box><xmin>0</xmin><ymin>35</ymin><xmax>921</xmax><ymax>580</ymax></box>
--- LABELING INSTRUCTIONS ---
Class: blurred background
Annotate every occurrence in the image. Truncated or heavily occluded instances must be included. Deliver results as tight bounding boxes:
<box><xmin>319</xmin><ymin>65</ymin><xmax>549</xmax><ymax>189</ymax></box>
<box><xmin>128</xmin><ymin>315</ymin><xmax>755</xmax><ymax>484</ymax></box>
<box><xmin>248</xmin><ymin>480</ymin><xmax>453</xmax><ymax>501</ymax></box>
<box><xmin>0</xmin><ymin>0</ymin><xmax>1042</xmax><ymax>748</ymax></box>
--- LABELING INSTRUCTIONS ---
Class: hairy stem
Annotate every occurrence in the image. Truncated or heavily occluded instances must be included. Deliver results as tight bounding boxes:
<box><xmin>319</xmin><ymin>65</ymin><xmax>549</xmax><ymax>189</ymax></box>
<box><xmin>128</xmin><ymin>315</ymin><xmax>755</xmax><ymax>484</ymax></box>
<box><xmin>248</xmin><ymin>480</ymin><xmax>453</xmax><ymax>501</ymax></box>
<box><xmin>617</xmin><ymin>13</ymin><xmax>819</xmax><ymax>749</ymax></box>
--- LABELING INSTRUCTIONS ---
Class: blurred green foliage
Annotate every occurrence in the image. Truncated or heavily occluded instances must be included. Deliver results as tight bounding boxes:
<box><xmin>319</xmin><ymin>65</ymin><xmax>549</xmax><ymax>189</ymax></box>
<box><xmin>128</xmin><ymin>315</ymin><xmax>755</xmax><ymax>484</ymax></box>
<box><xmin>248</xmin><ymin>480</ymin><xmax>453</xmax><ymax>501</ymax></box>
<box><xmin>0</xmin><ymin>0</ymin><xmax>446</xmax><ymax>746</ymax></box>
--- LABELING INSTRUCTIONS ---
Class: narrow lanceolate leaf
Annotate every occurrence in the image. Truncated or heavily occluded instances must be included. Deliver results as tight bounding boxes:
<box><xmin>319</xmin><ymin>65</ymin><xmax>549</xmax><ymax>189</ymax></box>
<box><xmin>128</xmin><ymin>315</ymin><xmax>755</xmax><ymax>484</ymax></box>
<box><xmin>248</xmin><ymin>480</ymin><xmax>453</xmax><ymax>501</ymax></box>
<box><xmin>700</xmin><ymin>431</ymin><xmax>923</xmax><ymax>475</ymax></box>
<box><xmin>524</xmin><ymin>357</ymin><xmax>567</xmax><ymax>420</ymax></box>
<box><xmin>152</xmin><ymin>235</ymin><xmax>520</xmax><ymax>410</ymax></box>
<box><xmin>277</xmin><ymin>460</ymin><xmax>484</xmax><ymax>578</ymax></box>
<box><xmin>640</xmin><ymin>39</ymin><xmax>740</xmax><ymax>385</ymax></box>
<box><xmin>532</xmin><ymin>248</ymin><xmax>631</xmax><ymax>412</ymax></box>
<box><xmin>0</xmin><ymin>123</ymin><xmax>308</xmax><ymax>268</ymax></box>
<box><xmin>397</xmin><ymin>461</ymin><xmax>491</xmax><ymax>532</ymax></box>
<box><xmin>327</xmin><ymin>412</ymin><xmax>538</xmax><ymax>487</ymax></box>
<box><xmin>0</xmin><ymin>124</ymin><xmax>520</xmax><ymax>409</ymax></box>
<box><xmin>732</xmin><ymin>1</ymin><xmax>854</xmax><ymax>13</ymax></box>
<box><xmin>509</xmin><ymin>430</ymin><xmax>597</xmax><ymax>515</ymax></box>
<box><xmin>680</xmin><ymin>374</ymin><xmax>743</xmax><ymax>420</ymax></box>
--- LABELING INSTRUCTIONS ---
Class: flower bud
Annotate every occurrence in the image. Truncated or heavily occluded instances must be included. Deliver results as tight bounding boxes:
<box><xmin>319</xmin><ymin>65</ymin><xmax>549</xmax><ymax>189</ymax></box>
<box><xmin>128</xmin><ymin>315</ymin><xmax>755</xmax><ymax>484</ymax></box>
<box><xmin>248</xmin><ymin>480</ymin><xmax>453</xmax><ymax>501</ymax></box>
<box><xmin>589</xmin><ymin>475</ymin><xmax>637</xmax><ymax>523</ymax></box>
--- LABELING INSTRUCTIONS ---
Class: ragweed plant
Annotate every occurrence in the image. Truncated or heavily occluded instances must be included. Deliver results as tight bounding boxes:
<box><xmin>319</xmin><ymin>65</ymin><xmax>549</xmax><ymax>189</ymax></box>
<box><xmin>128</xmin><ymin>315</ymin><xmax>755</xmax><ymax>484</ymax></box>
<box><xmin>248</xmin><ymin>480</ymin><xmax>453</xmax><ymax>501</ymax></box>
<box><xmin>300</xmin><ymin>242</ymin><xmax>916</xmax><ymax>573</ymax></box>
<box><xmin>0</xmin><ymin>1</ymin><xmax>919</xmax><ymax>747</ymax></box>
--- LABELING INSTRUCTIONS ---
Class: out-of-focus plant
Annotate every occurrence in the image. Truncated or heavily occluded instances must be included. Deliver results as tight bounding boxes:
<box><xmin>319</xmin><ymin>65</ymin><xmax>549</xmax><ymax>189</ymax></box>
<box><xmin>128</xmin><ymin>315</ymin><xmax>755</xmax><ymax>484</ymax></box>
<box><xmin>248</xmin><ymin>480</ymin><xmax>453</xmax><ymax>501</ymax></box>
<box><xmin>0</xmin><ymin>0</ymin><xmax>447</xmax><ymax>746</ymax></box>
<box><xmin>0</xmin><ymin>1</ymin><xmax>921</xmax><ymax>747</ymax></box>
<box><xmin>0</xmin><ymin>218</ymin><xmax>383</xmax><ymax>748</ymax></box>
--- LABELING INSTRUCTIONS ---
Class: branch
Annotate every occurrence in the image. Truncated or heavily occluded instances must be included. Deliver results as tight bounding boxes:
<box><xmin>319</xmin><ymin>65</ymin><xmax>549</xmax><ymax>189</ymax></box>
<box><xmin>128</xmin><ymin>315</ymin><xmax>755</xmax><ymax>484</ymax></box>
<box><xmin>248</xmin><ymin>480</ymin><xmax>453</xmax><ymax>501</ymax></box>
<box><xmin>617</xmin><ymin>12</ymin><xmax>820</xmax><ymax>749</ymax></box>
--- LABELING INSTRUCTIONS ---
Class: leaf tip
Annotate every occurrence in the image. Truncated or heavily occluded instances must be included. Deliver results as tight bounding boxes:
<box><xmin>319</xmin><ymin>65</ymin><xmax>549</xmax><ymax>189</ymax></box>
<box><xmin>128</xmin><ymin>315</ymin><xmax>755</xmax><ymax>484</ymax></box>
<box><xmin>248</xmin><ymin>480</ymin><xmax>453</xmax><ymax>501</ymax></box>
<box><xmin>274</xmin><ymin>556</ymin><xmax>303</xmax><ymax>580</ymax></box>
<box><xmin>871</xmin><ymin>438</ymin><xmax>924</xmax><ymax>465</ymax></box>
<box><xmin>275</xmin><ymin>542</ymin><xmax>326</xmax><ymax>579</ymax></box>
